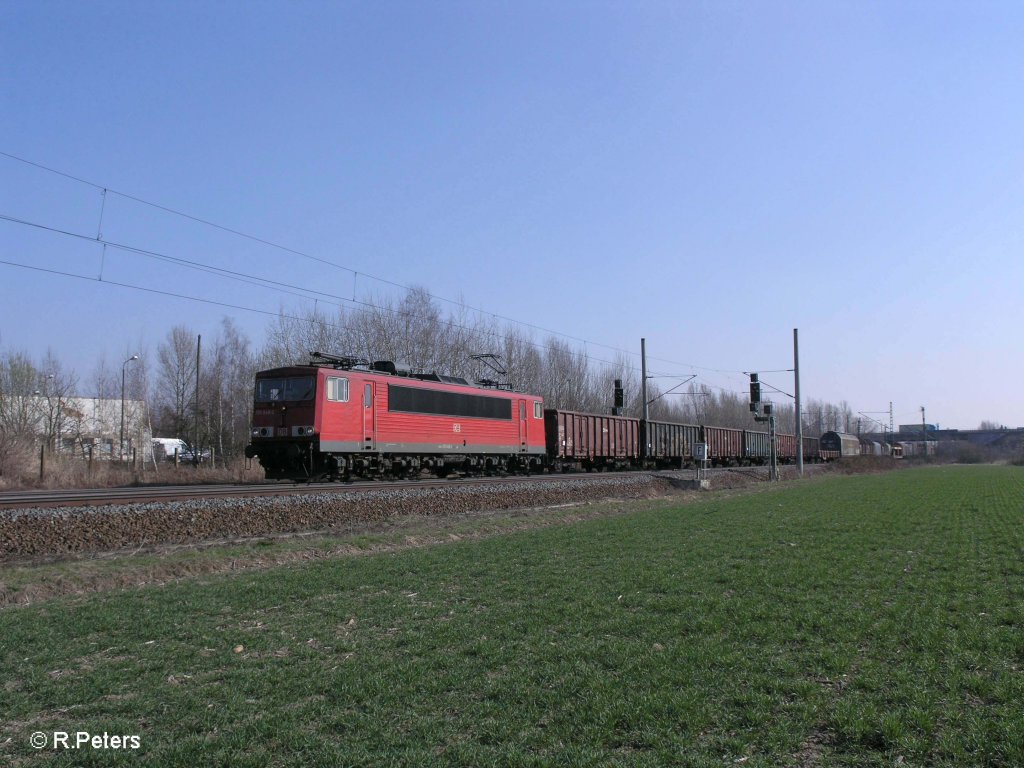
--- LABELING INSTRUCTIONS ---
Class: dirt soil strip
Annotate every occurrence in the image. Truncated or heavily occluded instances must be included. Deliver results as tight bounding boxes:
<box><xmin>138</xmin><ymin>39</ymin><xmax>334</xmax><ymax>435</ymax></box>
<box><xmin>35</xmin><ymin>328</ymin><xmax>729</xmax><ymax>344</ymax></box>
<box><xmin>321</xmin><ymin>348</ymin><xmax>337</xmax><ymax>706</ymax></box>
<box><xmin>0</xmin><ymin>493</ymin><xmax>698</xmax><ymax>608</ymax></box>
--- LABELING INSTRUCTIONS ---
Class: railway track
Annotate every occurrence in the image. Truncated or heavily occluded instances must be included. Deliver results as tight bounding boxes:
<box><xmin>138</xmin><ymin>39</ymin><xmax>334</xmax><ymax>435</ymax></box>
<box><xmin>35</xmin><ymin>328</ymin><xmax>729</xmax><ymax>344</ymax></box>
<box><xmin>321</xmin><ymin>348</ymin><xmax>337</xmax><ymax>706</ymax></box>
<box><xmin>0</xmin><ymin>471</ymin><xmax>680</xmax><ymax>510</ymax></box>
<box><xmin>0</xmin><ymin>467</ymin><xmax>809</xmax><ymax>561</ymax></box>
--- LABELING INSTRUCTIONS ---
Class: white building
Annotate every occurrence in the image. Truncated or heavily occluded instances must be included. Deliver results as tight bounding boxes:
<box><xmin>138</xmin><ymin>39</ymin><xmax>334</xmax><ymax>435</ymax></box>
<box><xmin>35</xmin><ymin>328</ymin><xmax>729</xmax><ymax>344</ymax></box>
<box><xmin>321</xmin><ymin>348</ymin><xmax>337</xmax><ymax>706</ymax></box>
<box><xmin>5</xmin><ymin>395</ymin><xmax>153</xmax><ymax>461</ymax></box>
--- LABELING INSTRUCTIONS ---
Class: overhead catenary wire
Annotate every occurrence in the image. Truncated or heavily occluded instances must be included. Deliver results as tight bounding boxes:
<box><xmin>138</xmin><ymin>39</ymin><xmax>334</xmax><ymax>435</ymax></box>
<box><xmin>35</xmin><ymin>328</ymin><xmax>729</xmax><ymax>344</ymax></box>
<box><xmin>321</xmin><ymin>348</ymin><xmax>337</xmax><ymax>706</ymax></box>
<box><xmin>0</xmin><ymin>219</ymin><xmax>659</xmax><ymax>377</ymax></box>
<box><xmin>1</xmin><ymin>209</ymin><xmax>753</xmax><ymax>396</ymax></box>
<box><xmin>1</xmin><ymin>249</ymin><xmax>709</xmax><ymax>386</ymax></box>
<box><xmin>3</xmin><ymin>248</ymin><xmax>751</xmax><ymax>397</ymax></box>
<box><xmin>0</xmin><ymin>150</ymin><xmax>748</xmax><ymax>377</ymax></box>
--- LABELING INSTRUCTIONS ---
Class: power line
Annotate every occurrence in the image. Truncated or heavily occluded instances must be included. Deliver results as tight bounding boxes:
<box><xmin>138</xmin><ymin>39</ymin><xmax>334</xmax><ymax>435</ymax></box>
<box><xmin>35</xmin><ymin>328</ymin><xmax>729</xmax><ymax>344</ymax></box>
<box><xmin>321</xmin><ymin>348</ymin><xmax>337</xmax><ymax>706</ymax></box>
<box><xmin>8</xmin><ymin>254</ymin><xmax>760</xmax><ymax>405</ymax></box>
<box><xmin>2</xmin><ymin>150</ymin><xmax>740</xmax><ymax>375</ymax></box>
<box><xmin>1</xmin><ymin>213</ymin><xmax>651</xmax><ymax>372</ymax></box>
<box><xmin>0</xmin><ymin>249</ymin><xmax>688</xmax><ymax>381</ymax></box>
<box><xmin>758</xmin><ymin>378</ymin><xmax>795</xmax><ymax>400</ymax></box>
<box><xmin>2</xmin><ymin>208</ymin><xmax>752</xmax><ymax>397</ymax></box>
<box><xmin>0</xmin><ymin>258</ymin><xmax>315</xmax><ymax>323</ymax></box>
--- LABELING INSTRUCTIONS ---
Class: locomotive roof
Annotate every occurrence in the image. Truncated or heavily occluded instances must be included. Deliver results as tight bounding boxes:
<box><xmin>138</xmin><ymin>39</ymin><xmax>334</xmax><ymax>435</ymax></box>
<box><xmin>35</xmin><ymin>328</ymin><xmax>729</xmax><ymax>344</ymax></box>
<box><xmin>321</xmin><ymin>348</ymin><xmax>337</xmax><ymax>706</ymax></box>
<box><xmin>255</xmin><ymin>363</ymin><xmax>530</xmax><ymax>395</ymax></box>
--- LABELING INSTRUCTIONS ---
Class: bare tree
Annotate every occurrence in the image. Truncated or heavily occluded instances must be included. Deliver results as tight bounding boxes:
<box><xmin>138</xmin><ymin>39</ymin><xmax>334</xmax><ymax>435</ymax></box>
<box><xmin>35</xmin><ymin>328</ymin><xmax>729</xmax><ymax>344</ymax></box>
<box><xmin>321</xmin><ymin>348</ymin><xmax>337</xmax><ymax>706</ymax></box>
<box><xmin>262</xmin><ymin>305</ymin><xmax>349</xmax><ymax>369</ymax></box>
<box><xmin>37</xmin><ymin>349</ymin><xmax>78</xmax><ymax>453</ymax></box>
<box><xmin>205</xmin><ymin>318</ymin><xmax>256</xmax><ymax>461</ymax></box>
<box><xmin>0</xmin><ymin>350</ymin><xmax>43</xmax><ymax>474</ymax></box>
<box><xmin>155</xmin><ymin>326</ymin><xmax>198</xmax><ymax>439</ymax></box>
<box><xmin>541</xmin><ymin>338</ymin><xmax>591</xmax><ymax>410</ymax></box>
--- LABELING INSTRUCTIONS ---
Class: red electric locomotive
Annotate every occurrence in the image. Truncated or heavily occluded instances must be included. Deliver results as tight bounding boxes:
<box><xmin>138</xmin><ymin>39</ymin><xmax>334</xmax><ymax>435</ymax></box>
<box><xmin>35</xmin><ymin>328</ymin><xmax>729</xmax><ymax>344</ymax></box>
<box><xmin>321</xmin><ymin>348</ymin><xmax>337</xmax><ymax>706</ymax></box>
<box><xmin>245</xmin><ymin>353</ymin><xmax>547</xmax><ymax>480</ymax></box>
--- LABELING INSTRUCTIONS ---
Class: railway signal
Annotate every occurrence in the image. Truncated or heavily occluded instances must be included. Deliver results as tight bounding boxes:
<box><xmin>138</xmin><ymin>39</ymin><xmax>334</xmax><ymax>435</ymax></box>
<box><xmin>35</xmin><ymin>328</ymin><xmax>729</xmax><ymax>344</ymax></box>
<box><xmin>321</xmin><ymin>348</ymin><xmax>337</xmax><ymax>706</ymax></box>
<box><xmin>749</xmin><ymin>372</ymin><xmax>779</xmax><ymax>482</ymax></box>
<box><xmin>749</xmin><ymin>373</ymin><xmax>761</xmax><ymax>411</ymax></box>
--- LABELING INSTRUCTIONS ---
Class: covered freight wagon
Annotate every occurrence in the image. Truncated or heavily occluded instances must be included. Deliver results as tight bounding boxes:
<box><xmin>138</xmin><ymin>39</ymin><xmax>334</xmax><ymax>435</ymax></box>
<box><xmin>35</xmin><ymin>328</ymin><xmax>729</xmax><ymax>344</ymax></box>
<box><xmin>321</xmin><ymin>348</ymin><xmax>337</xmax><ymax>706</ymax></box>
<box><xmin>819</xmin><ymin>431</ymin><xmax>861</xmax><ymax>459</ymax></box>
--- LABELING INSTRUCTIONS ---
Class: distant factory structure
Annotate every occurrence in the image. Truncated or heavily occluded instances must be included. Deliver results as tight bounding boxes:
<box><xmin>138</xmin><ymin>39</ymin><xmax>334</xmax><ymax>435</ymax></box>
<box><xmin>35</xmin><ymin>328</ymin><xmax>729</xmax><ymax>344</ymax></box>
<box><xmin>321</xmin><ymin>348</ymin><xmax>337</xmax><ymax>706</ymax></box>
<box><xmin>898</xmin><ymin>423</ymin><xmax>937</xmax><ymax>434</ymax></box>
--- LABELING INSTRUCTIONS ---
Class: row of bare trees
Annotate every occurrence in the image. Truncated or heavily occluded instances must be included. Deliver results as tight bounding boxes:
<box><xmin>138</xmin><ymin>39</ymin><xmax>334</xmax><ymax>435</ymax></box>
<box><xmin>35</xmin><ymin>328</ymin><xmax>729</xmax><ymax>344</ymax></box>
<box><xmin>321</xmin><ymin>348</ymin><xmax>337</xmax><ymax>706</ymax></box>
<box><xmin>3</xmin><ymin>288</ymin><xmax>857</xmax><ymax>470</ymax></box>
<box><xmin>0</xmin><ymin>351</ymin><xmax>79</xmax><ymax>473</ymax></box>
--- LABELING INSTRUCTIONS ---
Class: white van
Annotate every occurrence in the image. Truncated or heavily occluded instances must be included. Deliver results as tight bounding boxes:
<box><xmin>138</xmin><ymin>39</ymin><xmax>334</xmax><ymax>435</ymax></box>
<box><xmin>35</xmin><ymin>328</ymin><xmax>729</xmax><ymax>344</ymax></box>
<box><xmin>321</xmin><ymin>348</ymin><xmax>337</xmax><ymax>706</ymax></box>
<box><xmin>151</xmin><ymin>438</ymin><xmax>190</xmax><ymax>461</ymax></box>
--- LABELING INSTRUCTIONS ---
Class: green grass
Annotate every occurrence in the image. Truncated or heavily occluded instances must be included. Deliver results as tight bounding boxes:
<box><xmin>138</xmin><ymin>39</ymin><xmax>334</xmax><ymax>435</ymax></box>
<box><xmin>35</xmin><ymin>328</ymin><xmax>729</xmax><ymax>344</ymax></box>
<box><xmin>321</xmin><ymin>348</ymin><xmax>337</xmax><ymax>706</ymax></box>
<box><xmin>2</xmin><ymin>466</ymin><xmax>1023</xmax><ymax>766</ymax></box>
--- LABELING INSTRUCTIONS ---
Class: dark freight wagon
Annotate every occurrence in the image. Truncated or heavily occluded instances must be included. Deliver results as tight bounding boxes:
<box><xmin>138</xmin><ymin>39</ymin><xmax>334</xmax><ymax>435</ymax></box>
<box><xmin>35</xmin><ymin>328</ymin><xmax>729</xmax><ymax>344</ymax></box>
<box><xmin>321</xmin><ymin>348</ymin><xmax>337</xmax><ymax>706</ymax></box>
<box><xmin>643</xmin><ymin>420</ymin><xmax>701</xmax><ymax>467</ymax></box>
<box><xmin>776</xmin><ymin>433</ymin><xmax>798</xmax><ymax>461</ymax></box>
<box><xmin>544</xmin><ymin>409</ymin><xmax>640</xmax><ymax>470</ymax></box>
<box><xmin>802</xmin><ymin>436</ymin><xmax>820</xmax><ymax>462</ymax></box>
<box><xmin>703</xmin><ymin>426</ymin><xmax>743</xmax><ymax>465</ymax></box>
<box><xmin>742</xmin><ymin>429</ymin><xmax>771</xmax><ymax>463</ymax></box>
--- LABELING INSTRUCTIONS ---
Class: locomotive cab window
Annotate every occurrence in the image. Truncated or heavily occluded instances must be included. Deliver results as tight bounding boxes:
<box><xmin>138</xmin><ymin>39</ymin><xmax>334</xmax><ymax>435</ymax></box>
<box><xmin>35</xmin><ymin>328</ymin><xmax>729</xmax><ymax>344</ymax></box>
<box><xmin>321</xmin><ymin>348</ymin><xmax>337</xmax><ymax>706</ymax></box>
<box><xmin>256</xmin><ymin>376</ymin><xmax>315</xmax><ymax>402</ymax></box>
<box><xmin>326</xmin><ymin>376</ymin><xmax>349</xmax><ymax>402</ymax></box>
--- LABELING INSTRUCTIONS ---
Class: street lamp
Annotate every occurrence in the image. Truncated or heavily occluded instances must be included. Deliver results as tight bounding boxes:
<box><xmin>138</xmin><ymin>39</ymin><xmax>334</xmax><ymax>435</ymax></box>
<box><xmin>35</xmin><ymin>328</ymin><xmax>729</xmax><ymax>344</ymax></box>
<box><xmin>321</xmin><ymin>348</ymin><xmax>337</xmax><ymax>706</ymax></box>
<box><xmin>121</xmin><ymin>355</ymin><xmax>139</xmax><ymax>462</ymax></box>
<box><xmin>45</xmin><ymin>373</ymin><xmax>59</xmax><ymax>454</ymax></box>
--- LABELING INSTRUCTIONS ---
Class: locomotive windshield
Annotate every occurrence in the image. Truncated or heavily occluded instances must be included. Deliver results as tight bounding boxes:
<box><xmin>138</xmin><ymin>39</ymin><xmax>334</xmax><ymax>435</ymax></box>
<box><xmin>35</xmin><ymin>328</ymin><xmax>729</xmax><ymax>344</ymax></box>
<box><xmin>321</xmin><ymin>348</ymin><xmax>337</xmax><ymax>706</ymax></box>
<box><xmin>256</xmin><ymin>376</ymin><xmax>316</xmax><ymax>402</ymax></box>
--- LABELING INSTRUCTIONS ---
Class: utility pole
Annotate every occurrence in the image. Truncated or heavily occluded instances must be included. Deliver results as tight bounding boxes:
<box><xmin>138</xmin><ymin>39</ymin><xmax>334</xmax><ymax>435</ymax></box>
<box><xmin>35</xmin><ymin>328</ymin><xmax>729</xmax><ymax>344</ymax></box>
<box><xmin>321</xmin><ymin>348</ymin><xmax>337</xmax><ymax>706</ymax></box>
<box><xmin>640</xmin><ymin>338</ymin><xmax>649</xmax><ymax>462</ymax></box>
<box><xmin>194</xmin><ymin>334</ymin><xmax>201</xmax><ymax>466</ymax></box>
<box><xmin>794</xmin><ymin>328</ymin><xmax>803</xmax><ymax>476</ymax></box>
<box><xmin>120</xmin><ymin>354</ymin><xmax>139</xmax><ymax>462</ymax></box>
<box><xmin>640</xmin><ymin>338</ymin><xmax>649</xmax><ymax>422</ymax></box>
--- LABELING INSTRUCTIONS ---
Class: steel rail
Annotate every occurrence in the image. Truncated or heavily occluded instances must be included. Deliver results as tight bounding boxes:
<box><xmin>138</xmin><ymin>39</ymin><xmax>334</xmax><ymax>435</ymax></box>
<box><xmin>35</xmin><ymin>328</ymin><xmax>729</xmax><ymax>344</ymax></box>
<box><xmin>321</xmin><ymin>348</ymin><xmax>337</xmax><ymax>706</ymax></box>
<box><xmin>0</xmin><ymin>472</ymin><xmax>648</xmax><ymax>511</ymax></box>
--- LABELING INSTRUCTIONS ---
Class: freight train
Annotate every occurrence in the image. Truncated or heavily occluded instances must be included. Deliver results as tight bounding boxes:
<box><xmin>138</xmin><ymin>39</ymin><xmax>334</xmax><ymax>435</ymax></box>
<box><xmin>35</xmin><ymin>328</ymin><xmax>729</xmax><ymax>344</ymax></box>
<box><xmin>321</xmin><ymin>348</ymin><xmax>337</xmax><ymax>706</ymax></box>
<box><xmin>246</xmin><ymin>353</ymin><xmax>837</xmax><ymax>481</ymax></box>
<box><xmin>819</xmin><ymin>431</ymin><xmax>905</xmax><ymax>459</ymax></box>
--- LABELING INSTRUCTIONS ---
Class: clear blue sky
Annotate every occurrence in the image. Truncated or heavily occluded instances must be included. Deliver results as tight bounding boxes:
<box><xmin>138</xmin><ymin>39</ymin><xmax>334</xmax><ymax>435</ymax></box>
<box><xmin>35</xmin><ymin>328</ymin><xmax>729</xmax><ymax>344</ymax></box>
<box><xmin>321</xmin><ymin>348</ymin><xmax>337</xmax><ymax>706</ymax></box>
<box><xmin>3</xmin><ymin>1</ymin><xmax>1023</xmax><ymax>429</ymax></box>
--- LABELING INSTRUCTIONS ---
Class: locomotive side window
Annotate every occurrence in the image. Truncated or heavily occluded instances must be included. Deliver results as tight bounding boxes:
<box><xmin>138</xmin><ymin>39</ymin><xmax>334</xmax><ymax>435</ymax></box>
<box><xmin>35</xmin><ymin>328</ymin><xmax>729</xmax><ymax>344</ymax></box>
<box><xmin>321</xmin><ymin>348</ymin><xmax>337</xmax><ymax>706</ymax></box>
<box><xmin>326</xmin><ymin>377</ymin><xmax>349</xmax><ymax>402</ymax></box>
<box><xmin>534</xmin><ymin>402</ymin><xmax>542</xmax><ymax>419</ymax></box>
<box><xmin>364</xmin><ymin>384</ymin><xmax>372</xmax><ymax>408</ymax></box>
<box><xmin>388</xmin><ymin>384</ymin><xmax>512</xmax><ymax>420</ymax></box>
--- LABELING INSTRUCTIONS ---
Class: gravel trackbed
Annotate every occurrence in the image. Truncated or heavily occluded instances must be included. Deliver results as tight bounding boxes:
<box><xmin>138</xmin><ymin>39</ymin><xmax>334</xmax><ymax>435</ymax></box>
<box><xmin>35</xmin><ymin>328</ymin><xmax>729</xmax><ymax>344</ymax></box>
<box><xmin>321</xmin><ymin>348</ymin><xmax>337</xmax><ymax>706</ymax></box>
<box><xmin>1</xmin><ymin>474</ymin><xmax>673</xmax><ymax>561</ymax></box>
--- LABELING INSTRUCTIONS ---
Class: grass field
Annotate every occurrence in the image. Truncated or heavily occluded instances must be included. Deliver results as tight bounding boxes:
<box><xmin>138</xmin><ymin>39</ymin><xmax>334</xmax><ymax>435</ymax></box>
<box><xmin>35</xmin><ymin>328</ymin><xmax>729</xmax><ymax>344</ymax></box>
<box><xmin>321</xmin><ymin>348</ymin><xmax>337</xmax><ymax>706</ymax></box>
<box><xmin>2</xmin><ymin>465</ymin><xmax>1023</xmax><ymax>766</ymax></box>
